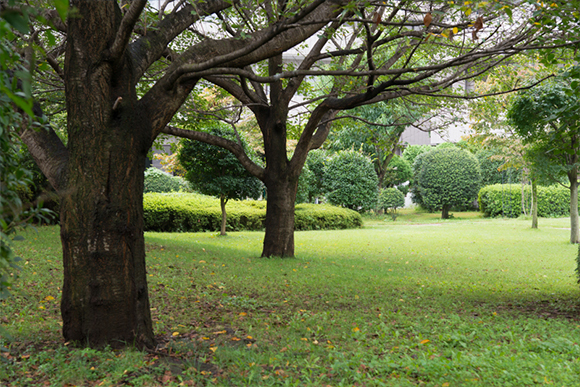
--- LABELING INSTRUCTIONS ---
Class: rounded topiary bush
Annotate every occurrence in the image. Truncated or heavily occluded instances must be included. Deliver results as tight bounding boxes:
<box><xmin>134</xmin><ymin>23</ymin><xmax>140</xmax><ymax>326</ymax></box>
<box><xmin>379</xmin><ymin>187</ymin><xmax>405</xmax><ymax>211</ymax></box>
<box><xmin>144</xmin><ymin>167</ymin><xmax>191</xmax><ymax>193</ymax></box>
<box><xmin>416</xmin><ymin>147</ymin><xmax>481</xmax><ymax>218</ymax></box>
<box><xmin>323</xmin><ymin>150</ymin><xmax>379</xmax><ymax>212</ymax></box>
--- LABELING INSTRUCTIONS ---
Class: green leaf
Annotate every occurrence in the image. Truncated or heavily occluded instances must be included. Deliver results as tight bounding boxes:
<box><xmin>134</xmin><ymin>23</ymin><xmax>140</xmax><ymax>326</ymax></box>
<box><xmin>0</xmin><ymin>86</ymin><xmax>33</xmax><ymax>117</ymax></box>
<box><xmin>2</xmin><ymin>10</ymin><xmax>29</xmax><ymax>34</ymax></box>
<box><xmin>53</xmin><ymin>0</ymin><xmax>69</xmax><ymax>23</ymax></box>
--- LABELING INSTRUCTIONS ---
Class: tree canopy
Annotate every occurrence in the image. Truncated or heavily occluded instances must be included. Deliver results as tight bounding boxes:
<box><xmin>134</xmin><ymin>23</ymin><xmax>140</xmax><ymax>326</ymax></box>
<box><xmin>508</xmin><ymin>79</ymin><xmax>580</xmax><ymax>243</ymax></box>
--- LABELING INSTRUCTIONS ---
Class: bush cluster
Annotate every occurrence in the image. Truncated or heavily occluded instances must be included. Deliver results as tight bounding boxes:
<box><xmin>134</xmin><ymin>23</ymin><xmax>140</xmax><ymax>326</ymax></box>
<box><xmin>478</xmin><ymin>184</ymin><xmax>571</xmax><ymax>218</ymax></box>
<box><xmin>323</xmin><ymin>150</ymin><xmax>379</xmax><ymax>212</ymax></box>
<box><xmin>144</xmin><ymin>167</ymin><xmax>192</xmax><ymax>194</ymax></box>
<box><xmin>143</xmin><ymin>193</ymin><xmax>362</xmax><ymax>232</ymax></box>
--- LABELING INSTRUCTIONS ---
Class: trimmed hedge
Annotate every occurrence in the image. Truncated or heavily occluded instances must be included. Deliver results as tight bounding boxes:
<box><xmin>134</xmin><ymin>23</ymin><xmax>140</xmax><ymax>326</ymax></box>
<box><xmin>144</xmin><ymin>167</ymin><xmax>192</xmax><ymax>193</ymax></box>
<box><xmin>143</xmin><ymin>193</ymin><xmax>362</xmax><ymax>232</ymax></box>
<box><xmin>478</xmin><ymin>184</ymin><xmax>572</xmax><ymax>218</ymax></box>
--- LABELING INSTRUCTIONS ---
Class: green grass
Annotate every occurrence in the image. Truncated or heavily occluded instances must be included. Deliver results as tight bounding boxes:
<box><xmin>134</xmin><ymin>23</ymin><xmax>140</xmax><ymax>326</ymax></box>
<box><xmin>1</xmin><ymin>213</ymin><xmax>580</xmax><ymax>386</ymax></box>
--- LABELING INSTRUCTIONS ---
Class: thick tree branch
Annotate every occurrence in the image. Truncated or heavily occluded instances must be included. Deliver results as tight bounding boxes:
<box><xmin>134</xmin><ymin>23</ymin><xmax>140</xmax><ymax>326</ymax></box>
<box><xmin>106</xmin><ymin>0</ymin><xmax>146</xmax><ymax>65</ymax></box>
<box><xmin>161</xmin><ymin>125</ymin><xmax>265</xmax><ymax>180</ymax></box>
<box><xmin>130</xmin><ymin>0</ymin><xmax>232</xmax><ymax>83</ymax></box>
<box><xmin>19</xmin><ymin>120</ymin><xmax>68</xmax><ymax>193</ymax></box>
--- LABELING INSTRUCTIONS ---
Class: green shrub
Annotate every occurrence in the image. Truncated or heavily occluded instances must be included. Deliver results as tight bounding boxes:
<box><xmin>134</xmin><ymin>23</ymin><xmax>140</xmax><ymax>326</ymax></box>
<box><xmin>416</xmin><ymin>148</ymin><xmax>481</xmax><ymax>218</ymax></box>
<box><xmin>382</xmin><ymin>156</ymin><xmax>412</xmax><ymax>188</ymax></box>
<box><xmin>379</xmin><ymin>188</ymin><xmax>405</xmax><ymax>211</ymax></box>
<box><xmin>476</xmin><ymin>150</ymin><xmax>520</xmax><ymax>186</ymax></box>
<box><xmin>478</xmin><ymin>184</ymin><xmax>572</xmax><ymax>218</ymax></box>
<box><xmin>143</xmin><ymin>193</ymin><xmax>362</xmax><ymax>232</ymax></box>
<box><xmin>323</xmin><ymin>150</ymin><xmax>379</xmax><ymax>212</ymax></box>
<box><xmin>144</xmin><ymin>167</ymin><xmax>191</xmax><ymax>193</ymax></box>
<box><xmin>410</xmin><ymin>151</ymin><xmax>428</xmax><ymax>207</ymax></box>
<box><xmin>402</xmin><ymin>144</ymin><xmax>431</xmax><ymax>167</ymax></box>
<box><xmin>294</xmin><ymin>204</ymin><xmax>363</xmax><ymax>230</ymax></box>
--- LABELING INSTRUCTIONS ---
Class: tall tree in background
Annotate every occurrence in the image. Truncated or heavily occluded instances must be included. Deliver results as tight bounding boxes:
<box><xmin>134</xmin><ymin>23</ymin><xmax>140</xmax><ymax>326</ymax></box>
<box><xmin>508</xmin><ymin>79</ymin><xmax>580</xmax><ymax>243</ymax></box>
<box><xmin>10</xmin><ymin>0</ymin><xmax>580</xmax><ymax>347</ymax></box>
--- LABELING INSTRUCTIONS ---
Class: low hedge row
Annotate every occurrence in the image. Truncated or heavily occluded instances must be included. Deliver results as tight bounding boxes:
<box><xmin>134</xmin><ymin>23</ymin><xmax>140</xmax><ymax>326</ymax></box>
<box><xmin>478</xmin><ymin>184</ymin><xmax>572</xmax><ymax>218</ymax></box>
<box><xmin>143</xmin><ymin>193</ymin><xmax>362</xmax><ymax>232</ymax></box>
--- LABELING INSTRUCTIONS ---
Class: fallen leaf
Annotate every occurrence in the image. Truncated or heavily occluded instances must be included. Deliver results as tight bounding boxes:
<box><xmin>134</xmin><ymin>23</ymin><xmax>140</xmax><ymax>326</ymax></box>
<box><xmin>420</xmin><ymin>339</ymin><xmax>430</xmax><ymax>344</ymax></box>
<box><xmin>172</xmin><ymin>332</ymin><xmax>180</xmax><ymax>337</ymax></box>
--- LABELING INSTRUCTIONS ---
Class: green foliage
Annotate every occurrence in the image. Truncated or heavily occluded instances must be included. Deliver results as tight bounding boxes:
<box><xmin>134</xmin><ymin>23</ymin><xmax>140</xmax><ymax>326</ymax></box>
<box><xmin>378</xmin><ymin>188</ymin><xmax>405</xmax><ymax>212</ymax></box>
<box><xmin>410</xmin><ymin>151</ymin><xmax>428</xmax><ymax>207</ymax></box>
<box><xmin>143</xmin><ymin>193</ymin><xmax>362</xmax><ymax>232</ymax></box>
<box><xmin>478</xmin><ymin>184</ymin><xmax>572</xmax><ymax>218</ymax></box>
<box><xmin>0</xmin><ymin>10</ymin><xmax>54</xmax><ymax>300</ymax></box>
<box><xmin>402</xmin><ymin>144</ymin><xmax>431</xmax><ymax>167</ymax></box>
<box><xmin>476</xmin><ymin>150</ymin><xmax>520</xmax><ymax>186</ymax></box>
<box><xmin>382</xmin><ymin>155</ymin><xmax>411</xmax><ymax>188</ymax></box>
<box><xmin>178</xmin><ymin>126</ymin><xmax>262</xmax><ymax>202</ymax></box>
<box><xmin>435</xmin><ymin>142</ymin><xmax>457</xmax><ymax>150</ymax></box>
<box><xmin>323</xmin><ymin>150</ymin><xmax>379</xmax><ymax>212</ymax></box>
<box><xmin>143</xmin><ymin>167</ymin><xmax>191</xmax><ymax>194</ymax></box>
<box><xmin>296</xmin><ymin>149</ymin><xmax>328</xmax><ymax>203</ymax></box>
<box><xmin>416</xmin><ymin>148</ymin><xmax>481</xmax><ymax>213</ymax></box>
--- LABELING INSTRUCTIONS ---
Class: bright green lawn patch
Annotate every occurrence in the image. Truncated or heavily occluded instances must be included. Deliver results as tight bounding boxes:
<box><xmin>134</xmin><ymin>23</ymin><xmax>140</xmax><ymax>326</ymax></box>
<box><xmin>1</xmin><ymin>217</ymin><xmax>579</xmax><ymax>386</ymax></box>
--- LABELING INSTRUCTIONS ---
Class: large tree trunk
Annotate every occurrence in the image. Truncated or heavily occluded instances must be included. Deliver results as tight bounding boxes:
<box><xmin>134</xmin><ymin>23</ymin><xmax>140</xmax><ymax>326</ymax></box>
<box><xmin>60</xmin><ymin>1</ymin><xmax>154</xmax><ymax>348</ymax></box>
<box><xmin>262</xmin><ymin>175</ymin><xmax>298</xmax><ymax>257</ymax></box>
<box><xmin>570</xmin><ymin>168</ymin><xmax>579</xmax><ymax>244</ymax></box>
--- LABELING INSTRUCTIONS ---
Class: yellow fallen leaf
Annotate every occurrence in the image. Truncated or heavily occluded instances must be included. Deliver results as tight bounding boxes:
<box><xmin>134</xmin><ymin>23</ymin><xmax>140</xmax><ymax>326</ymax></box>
<box><xmin>301</xmin><ymin>338</ymin><xmax>308</xmax><ymax>341</ymax></box>
<box><xmin>231</xmin><ymin>337</ymin><xmax>241</xmax><ymax>341</ymax></box>
<box><xmin>420</xmin><ymin>339</ymin><xmax>430</xmax><ymax>345</ymax></box>
<box><xmin>442</xmin><ymin>383</ymin><xmax>450</xmax><ymax>387</ymax></box>
<box><xmin>214</xmin><ymin>330</ymin><xmax>227</xmax><ymax>334</ymax></box>
<box><xmin>199</xmin><ymin>260</ymin><xmax>206</xmax><ymax>263</ymax></box>
<box><xmin>352</xmin><ymin>327</ymin><xmax>360</xmax><ymax>332</ymax></box>
<box><xmin>202</xmin><ymin>337</ymin><xmax>210</xmax><ymax>340</ymax></box>
<box><xmin>246</xmin><ymin>335</ymin><xmax>253</xmax><ymax>339</ymax></box>
<box><xmin>45</xmin><ymin>296</ymin><xmax>55</xmax><ymax>301</ymax></box>
<box><xmin>172</xmin><ymin>332</ymin><xmax>179</xmax><ymax>337</ymax></box>
<box><xmin>239</xmin><ymin>312</ymin><xmax>247</xmax><ymax>316</ymax></box>
<box><xmin>209</xmin><ymin>346</ymin><xmax>217</xmax><ymax>352</ymax></box>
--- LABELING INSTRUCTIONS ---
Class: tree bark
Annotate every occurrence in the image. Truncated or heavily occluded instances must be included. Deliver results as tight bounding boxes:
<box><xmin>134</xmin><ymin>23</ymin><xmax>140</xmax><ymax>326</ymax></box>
<box><xmin>220</xmin><ymin>195</ymin><xmax>227</xmax><ymax>236</ymax></box>
<box><xmin>59</xmin><ymin>1</ymin><xmax>154</xmax><ymax>348</ymax></box>
<box><xmin>531</xmin><ymin>180</ymin><xmax>538</xmax><ymax>229</ymax></box>
<box><xmin>441</xmin><ymin>204</ymin><xmax>450</xmax><ymax>219</ymax></box>
<box><xmin>569</xmin><ymin>168</ymin><xmax>579</xmax><ymax>244</ymax></box>
<box><xmin>262</xmin><ymin>176</ymin><xmax>298</xmax><ymax>257</ymax></box>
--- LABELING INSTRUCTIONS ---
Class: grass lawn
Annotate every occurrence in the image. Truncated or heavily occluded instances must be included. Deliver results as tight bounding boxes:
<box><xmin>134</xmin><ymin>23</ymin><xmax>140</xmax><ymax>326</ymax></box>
<box><xmin>1</xmin><ymin>212</ymin><xmax>580</xmax><ymax>386</ymax></box>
